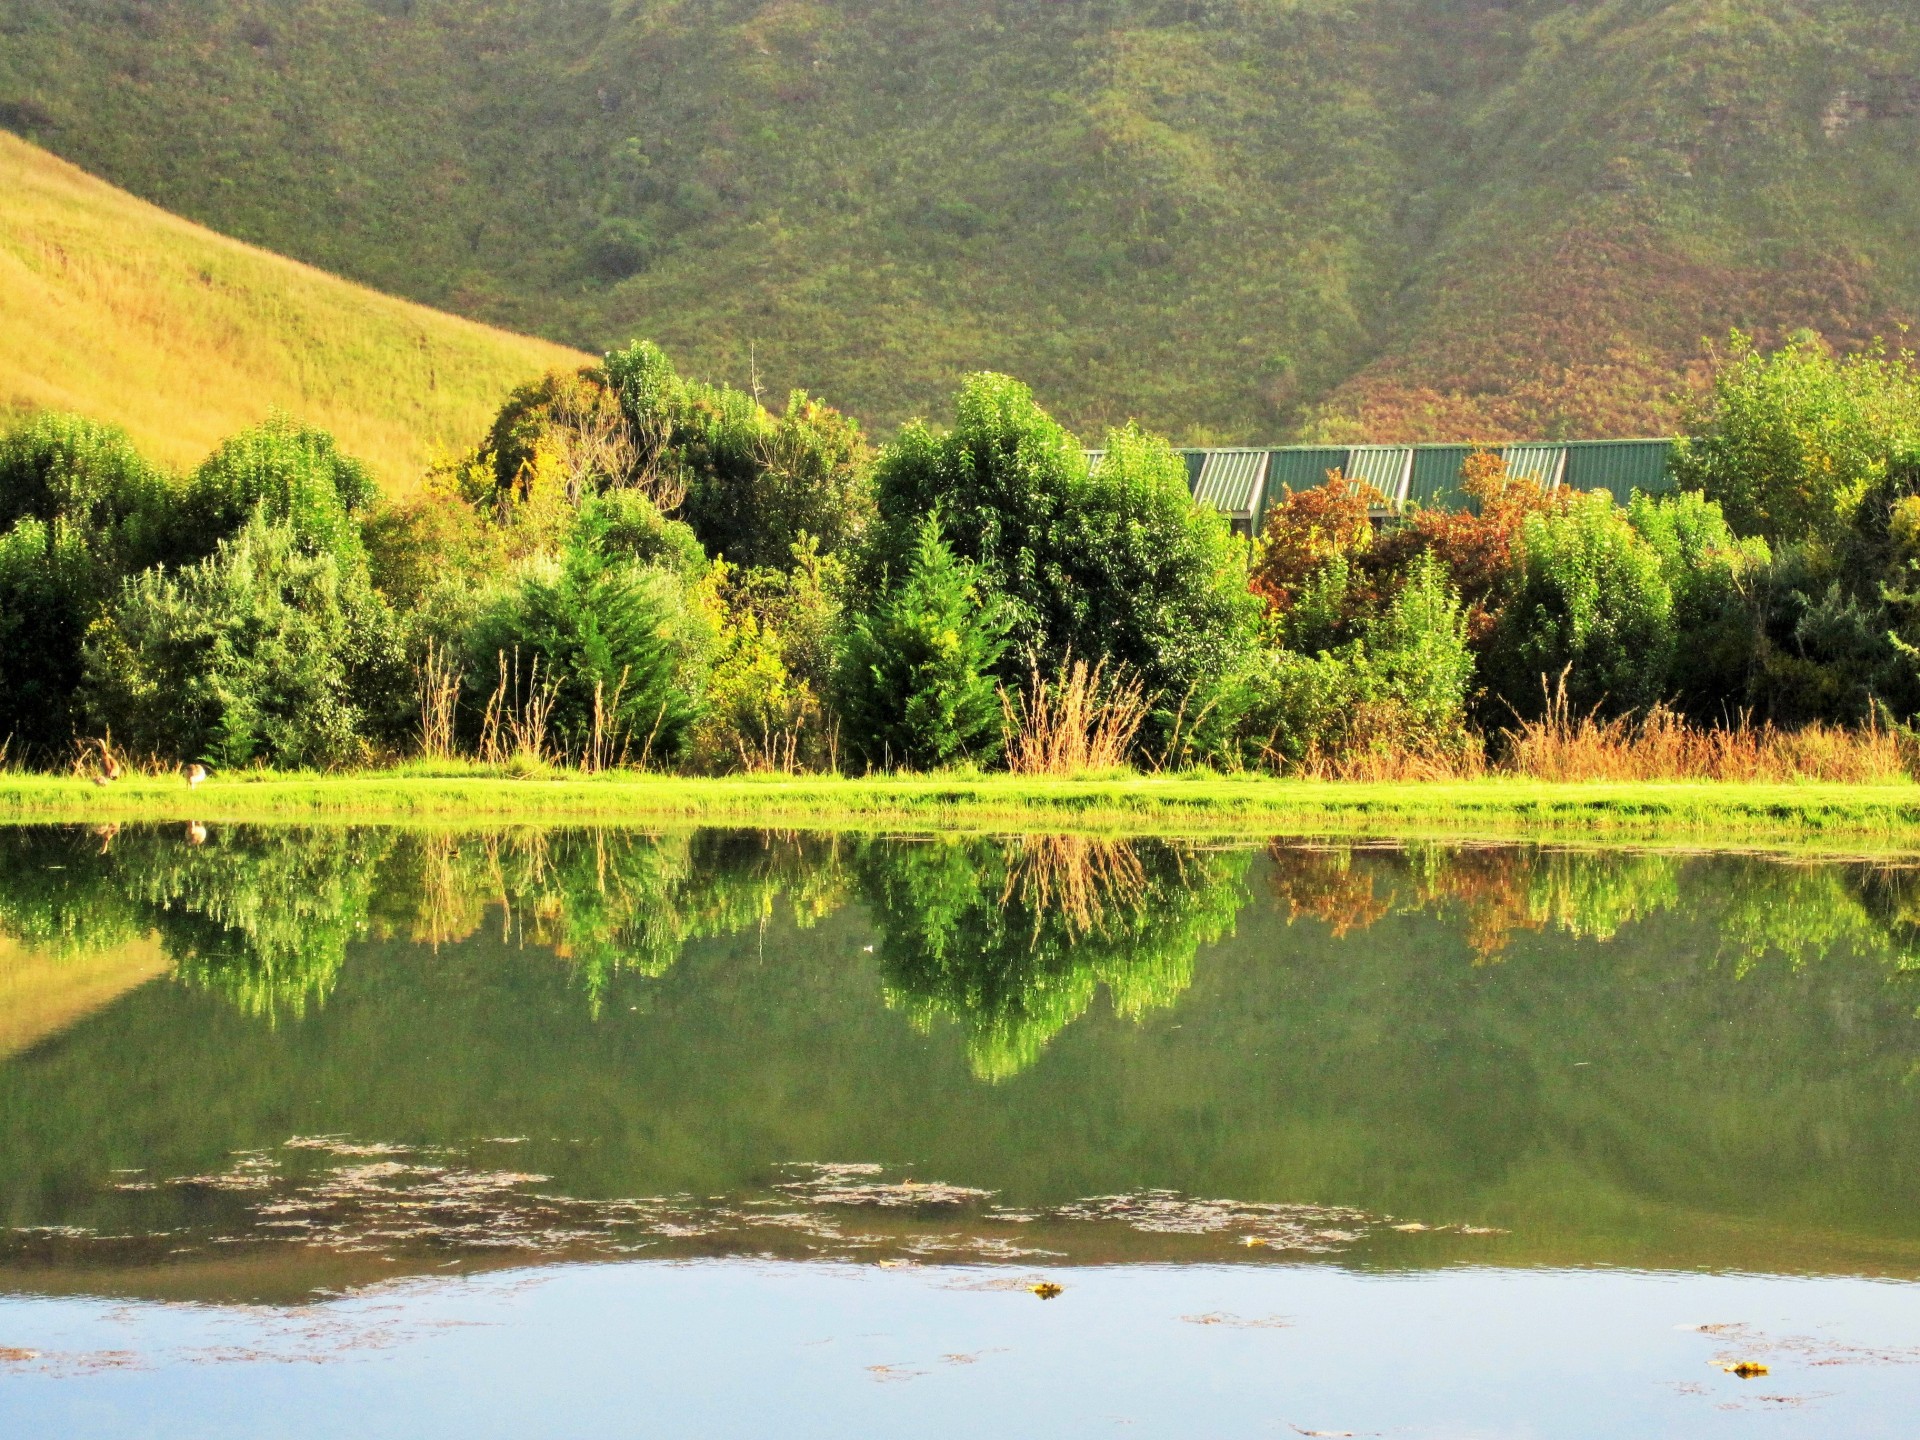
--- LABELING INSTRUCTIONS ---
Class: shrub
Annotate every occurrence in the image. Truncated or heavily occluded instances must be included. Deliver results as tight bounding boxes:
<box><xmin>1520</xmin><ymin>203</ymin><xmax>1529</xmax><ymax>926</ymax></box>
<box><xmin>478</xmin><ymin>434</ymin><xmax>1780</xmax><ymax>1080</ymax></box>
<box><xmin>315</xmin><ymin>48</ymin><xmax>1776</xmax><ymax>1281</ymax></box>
<box><xmin>463</xmin><ymin>536</ymin><xmax>713</xmax><ymax>769</ymax></box>
<box><xmin>585</xmin><ymin>217</ymin><xmax>657</xmax><ymax>279</ymax></box>
<box><xmin>176</xmin><ymin>414</ymin><xmax>379</xmax><ymax>567</ymax></box>
<box><xmin>0</xmin><ymin>414</ymin><xmax>175</xmax><ymax>754</ymax></box>
<box><xmin>476</xmin><ymin>342</ymin><xmax>874</xmax><ymax>570</ymax></box>
<box><xmin>1484</xmin><ymin>490</ymin><xmax>1676</xmax><ymax>721</ymax></box>
<box><xmin>693</xmin><ymin>541</ymin><xmax>845</xmax><ymax>772</ymax></box>
<box><xmin>866</xmin><ymin>377</ymin><xmax>1258</xmax><ymax>750</ymax></box>
<box><xmin>0</xmin><ymin>412</ymin><xmax>174</xmax><ymax>570</ymax></box>
<box><xmin>1250</xmin><ymin>471</ymin><xmax>1378</xmax><ymax>616</ymax></box>
<box><xmin>1673</xmin><ymin>330</ymin><xmax>1920</xmax><ymax>547</ymax></box>
<box><xmin>1374</xmin><ymin>450</ymin><xmax>1564</xmax><ymax>646</ymax></box>
<box><xmin>1627</xmin><ymin>489</ymin><xmax>1768</xmax><ymax>718</ymax></box>
<box><xmin>674</xmin><ymin>385</ymin><xmax>874</xmax><ymax>570</ymax></box>
<box><xmin>837</xmin><ymin>517</ymin><xmax>1009</xmax><ymax>771</ymax></box>
<box><xmin>82</xmin><ymin>513</ymin><xmax>402</xmax><ymax>769</ymax></box>
<box><xmin>1240</xmin><ymin>553</ymin><xmax>1475</xmax><ymax>767</ymax></box>
<box><xmin>1236</xmin><ymin>646</ymin><xmax>1360</xmax><ymax>768</ymax></box>
<box><xmin>0</xmin><ymin>518</ymin><xmax>100</xmax><ymax>757</ymax></box>
<box><xmin>1355</xmin><ymin>552</ymin><xmax>1477</xmax><ymax>745</ymax></box>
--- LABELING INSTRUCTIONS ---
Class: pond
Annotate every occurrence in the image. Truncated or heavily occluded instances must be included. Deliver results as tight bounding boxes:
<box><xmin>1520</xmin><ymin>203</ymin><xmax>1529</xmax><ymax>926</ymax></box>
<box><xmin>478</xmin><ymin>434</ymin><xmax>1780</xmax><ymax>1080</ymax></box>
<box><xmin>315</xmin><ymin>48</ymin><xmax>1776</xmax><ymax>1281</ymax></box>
<box><xmin>2</xmin><ymin>824</ymin><xmax>1920</xmax><ymax>1436</ymax></box>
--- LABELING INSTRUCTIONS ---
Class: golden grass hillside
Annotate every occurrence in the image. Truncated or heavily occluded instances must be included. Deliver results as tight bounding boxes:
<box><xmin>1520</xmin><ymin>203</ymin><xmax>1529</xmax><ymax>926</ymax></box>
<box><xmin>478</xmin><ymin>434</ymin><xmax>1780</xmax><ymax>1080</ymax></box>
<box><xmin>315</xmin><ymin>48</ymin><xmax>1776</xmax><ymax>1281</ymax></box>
<box><xmin>0</xmin><ymin>132</ymin><xmax>588</xmax><ymax>488</ymax></box>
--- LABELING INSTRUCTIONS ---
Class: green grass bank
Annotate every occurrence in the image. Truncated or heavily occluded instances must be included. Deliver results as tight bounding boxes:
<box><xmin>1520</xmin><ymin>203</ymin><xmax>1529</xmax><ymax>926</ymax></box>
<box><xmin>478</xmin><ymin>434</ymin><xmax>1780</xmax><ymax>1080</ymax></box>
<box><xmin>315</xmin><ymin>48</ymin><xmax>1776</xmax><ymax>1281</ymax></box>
<box><xmin>7</xmin><ymin>772</ymin><xmax>1920</xmax><ymax>853</ymax></box>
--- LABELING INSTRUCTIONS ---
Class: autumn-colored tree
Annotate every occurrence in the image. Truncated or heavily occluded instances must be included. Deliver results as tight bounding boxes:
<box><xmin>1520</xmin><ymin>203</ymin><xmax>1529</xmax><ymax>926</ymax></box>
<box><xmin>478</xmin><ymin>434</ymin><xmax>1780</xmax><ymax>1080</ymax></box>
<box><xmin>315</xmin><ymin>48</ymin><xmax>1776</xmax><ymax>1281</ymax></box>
<box><xmin>1368</xmin><ymin>450</ymin><xmax>1565</xmax><ymax>644</ymax></box>
<box><xmin>1249</xmin><ymin>471</ymin><xmax>1382</xmax><ymax>615</ymax></box>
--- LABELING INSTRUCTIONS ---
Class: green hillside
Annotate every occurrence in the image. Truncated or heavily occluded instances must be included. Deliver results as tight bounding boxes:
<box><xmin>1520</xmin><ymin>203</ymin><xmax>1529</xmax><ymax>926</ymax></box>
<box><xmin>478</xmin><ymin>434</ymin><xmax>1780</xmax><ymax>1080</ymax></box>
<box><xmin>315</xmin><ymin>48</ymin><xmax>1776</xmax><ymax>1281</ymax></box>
<box><xmin>0</xmin><ymin>130</ymin><xmax>586</xmax><ymax>485</ymax></box>
<box><xmin>3</xmin><ymin>0</ymin><xmax>1918</xmax><ymax>443</ymax></box>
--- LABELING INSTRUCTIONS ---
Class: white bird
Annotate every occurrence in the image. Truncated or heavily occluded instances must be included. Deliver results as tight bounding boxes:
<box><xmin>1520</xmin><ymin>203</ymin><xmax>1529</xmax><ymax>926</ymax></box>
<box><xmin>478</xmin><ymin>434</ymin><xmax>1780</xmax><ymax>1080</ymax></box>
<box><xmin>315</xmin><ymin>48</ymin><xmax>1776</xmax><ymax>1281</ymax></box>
<box><xmin>186</xmin><ymin>763</ymin><xmax>208</xmax><ymax>789</ymax></box>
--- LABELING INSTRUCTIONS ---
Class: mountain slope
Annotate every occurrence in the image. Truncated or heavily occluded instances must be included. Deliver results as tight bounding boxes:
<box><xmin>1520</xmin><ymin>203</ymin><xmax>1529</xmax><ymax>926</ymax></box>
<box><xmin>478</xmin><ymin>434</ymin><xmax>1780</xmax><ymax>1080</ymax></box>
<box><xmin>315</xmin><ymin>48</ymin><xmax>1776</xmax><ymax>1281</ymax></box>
<box><xmin>0</xmin><ymin>131</ymin><xmax>586</xmax><ymax>484</ymax></box>
<box><xmin>4</xmin><ymin>1</ymin><xmax>1919</xmax><ymax>443</ymax></box>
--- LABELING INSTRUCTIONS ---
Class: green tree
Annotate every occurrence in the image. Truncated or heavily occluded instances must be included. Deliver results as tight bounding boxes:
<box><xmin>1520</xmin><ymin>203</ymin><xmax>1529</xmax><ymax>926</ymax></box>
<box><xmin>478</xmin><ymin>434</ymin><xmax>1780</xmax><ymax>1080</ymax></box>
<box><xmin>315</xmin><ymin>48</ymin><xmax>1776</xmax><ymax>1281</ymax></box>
<box><xmin>1355</xmin><ymin>552</ymin><xmax>1476</xmax><ymax>745</ymax></box>
<box><xmin>1628</xmin><ymin>489</ymin><xmax>1768</xmax><ymax>718</ymax></box>
<box><xmin>463</xmin><ymin>497</ymin><xmax>714</xmax><ymax>765</ymax></box>
<box><xmin>1673</xmin><ymin>332</ymin><xmax>1920</xmax><ymax>548</ymax></box>
<box><xmin>1485</xmin><ymin>490</ymin><xmax>1676</xmax><ymax>720</ymax></box>
<box><xmin>175</xmin><ymin>414</ymin><xmax>381</xmax><ymax>567</ymax></box>
<box><xmin>837</xmin><ymin>517</ymin><xmax>1009</xmax><ymax>770</ymax></box>
<box><xmin>866</xmin><ymin>375</ymin><xmax>1257</xmax><ymax>750</ymax></box>
<box><xmin>0</xmin><ymin>413</ymin><xmax>175</xmax><ymax>755</ymax></box>
<box><xmin>82</xmin><ymin>512</ymin><xmax>401</xmax><ymax>768</ymax></box>
<box><xmin>858</xmin><ymin>835</ymin><xmax>1249</xmax><ymax>1081</ymax></box>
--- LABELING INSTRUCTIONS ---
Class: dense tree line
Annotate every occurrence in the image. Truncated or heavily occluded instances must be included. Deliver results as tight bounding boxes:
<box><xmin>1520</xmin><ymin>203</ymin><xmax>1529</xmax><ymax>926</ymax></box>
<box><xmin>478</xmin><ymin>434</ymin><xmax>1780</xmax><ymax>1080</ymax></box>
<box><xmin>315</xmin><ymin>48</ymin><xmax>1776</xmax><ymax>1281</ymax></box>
<box><xmin>5</xmin><ymin>331</ymin><xmax>1920</xmax><ymax>775</ymax></box>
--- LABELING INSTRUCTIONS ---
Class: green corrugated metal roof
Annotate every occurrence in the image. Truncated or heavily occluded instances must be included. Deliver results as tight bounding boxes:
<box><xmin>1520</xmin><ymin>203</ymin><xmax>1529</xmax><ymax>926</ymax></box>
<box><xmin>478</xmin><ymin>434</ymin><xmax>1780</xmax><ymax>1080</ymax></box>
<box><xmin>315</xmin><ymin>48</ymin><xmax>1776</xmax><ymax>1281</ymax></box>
<box><xmin>1345</xmin><ymin>446</ymin><xmax>1414</xmax><ymax>508</ymax></box>
<box><xmin>1190</xmin><ymin>449</ymin><xmax>1270</xmax><ymax>519</ymax></box>
<box><xmin>1173</xmin><ymin>439</ymin><xmax>1674</xmax><ymax>521</ymax></box>
<box><xmin>1266</xmin><ymin>448</ymin><xmax>1348</xmax><ymax>495</ymax></box>
<box><xmin>1407</xmin><ymin>446</ymin><xmax>1475</xmax><ymax>510</ymax></box>
<box><xmin>1500</xmin><ymin>444</ymin><xmax>1567</xmax><ymax>489</ymax></box>
<box><xmin>1563</xmin><ymin>440</ymin><xmax>1674</xmax><ymax>504</ymax></box>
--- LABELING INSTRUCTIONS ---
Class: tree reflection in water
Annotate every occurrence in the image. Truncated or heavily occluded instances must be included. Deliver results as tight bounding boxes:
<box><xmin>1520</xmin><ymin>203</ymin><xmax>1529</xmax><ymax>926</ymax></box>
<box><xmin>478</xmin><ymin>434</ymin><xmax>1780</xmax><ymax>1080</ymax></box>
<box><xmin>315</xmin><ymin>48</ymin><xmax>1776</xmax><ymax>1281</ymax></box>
<box><xmin>858</xmin><ymin>835</ymin><xmax>1249</xmax><ymax>1080</ymax></box>
<box><xmin>2</xmin><ymin>826</ymin><xmax>1920</xmax><ymax>1068</ymax></box>
<box><xmin>1266</xmin><ymin>841</ymin><xmax>1920</xmax><ymax>975</ymax></box>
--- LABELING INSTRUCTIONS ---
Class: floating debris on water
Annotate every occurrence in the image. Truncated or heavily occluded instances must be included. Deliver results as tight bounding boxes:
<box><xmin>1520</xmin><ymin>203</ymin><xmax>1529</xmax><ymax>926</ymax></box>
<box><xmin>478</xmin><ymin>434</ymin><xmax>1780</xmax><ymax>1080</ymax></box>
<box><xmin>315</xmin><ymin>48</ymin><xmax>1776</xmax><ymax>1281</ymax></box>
<box><xmin>9</xmin><ymin>1144</ymin><xmax>1503</xmax><ymax>1280</ymax></box>
<box><xmin>1182</xmin><ymin>1312</ymin><xmax>1291</xmax><ymax>1329</ymax></box>
<box><xmin>1047</xmin><ymin>1191</ymin><xmax>1371</xmax><ymax>1251</ymax></box>
<box><xmin>1029</xmin><ymin>1282</ymin><xmax>1063</xmax><ymax>1299</ymax></box>
<box><xmin>777</xmin><ymin>1164</ymin><xmax>994</xmax><ymax>1209</ymax></box>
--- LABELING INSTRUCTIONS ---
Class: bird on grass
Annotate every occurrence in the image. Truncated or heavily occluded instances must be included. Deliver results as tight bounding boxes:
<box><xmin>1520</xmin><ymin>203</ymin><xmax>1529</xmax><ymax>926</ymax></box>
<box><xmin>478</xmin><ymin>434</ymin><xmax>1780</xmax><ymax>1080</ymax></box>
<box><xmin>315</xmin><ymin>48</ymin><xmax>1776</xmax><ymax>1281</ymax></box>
<box><xmin>186</xmin><ymin>763</ymin><xmax>208</xmax><ymax>789</ymax></box>
<box><xmin>90</xmin><ymin>744</ymin><xmax>122</xmax><ymax>786</ymax></box>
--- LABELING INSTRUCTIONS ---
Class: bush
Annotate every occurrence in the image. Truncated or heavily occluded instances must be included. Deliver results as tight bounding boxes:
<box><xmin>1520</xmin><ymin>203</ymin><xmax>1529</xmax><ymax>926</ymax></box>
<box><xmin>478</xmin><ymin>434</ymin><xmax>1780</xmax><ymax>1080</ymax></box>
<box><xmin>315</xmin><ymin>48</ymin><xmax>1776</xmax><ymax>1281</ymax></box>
<box><xmin>693</xmin><ymin>541</ymin><xmax>845</xmax><ymax>772</ymax></box>
<box><xmin>1485</xmin><ymin>490</ymin><xmax>1676</xmax><ymax>721</ymax></box>
<box><xmin>462</xmin><ymin>507</ymin><xmax>713</xmax><ymax>766</ymax></box>
<box><xmin>1673</xmin><ymin>331</ymin><xmax>1920</xmax><ymax>547</ymax></box>
<box><xmin>1356</xmin><ymin>552</ymin><xmax>1477</xmax><ymax>744</ymax></box>
<box><xmin>1240</xmin><ymin>553</ymin><xmax>1475</xmax><ymax>766</ymax></box>
<box><xmin>176</xmin><ymin>414</ymin><xmax>380</xmax><ymax>567</ymax></box>
<box><xmin>1250</xmin><ymin>471</ymin><xmax>1378</xmax><ymax>617</ymax></box>
<box><xmin>82</xmin><ymin>513</ymin><xmax>402</xmax><ymax>769</ymax></box>
<box><xmin>837</xmin><ymin>517</ymin><xmax>1009</xmax><ymax>770</ymax></box>
<box><xmin>865</xmin><ymin>376</ymin><xmax>1258</xmax><ymax>750</ymax></box>
<box><xmin>475</xmin><ymin>342</ymin><xmax>874</xmax><ymax>570</ymax></box>
<box><xmin>0</xmin><ymin>414</ymin><xmax>175</xmax><ymax>754</ymax></box>
<box><xmin>585</xmin><ymin>217</ymin><xmax>657</xmax><ymax>279</ymax></box>
<box><xmin>1627</xmin><ymin>490</ymin><xmax>1768</xmax><ymax>718</ymax></box>
<box><xmin>674</xmin><ymin>386</ymin><xmax>874</xmax><ymax>570</ymax></box>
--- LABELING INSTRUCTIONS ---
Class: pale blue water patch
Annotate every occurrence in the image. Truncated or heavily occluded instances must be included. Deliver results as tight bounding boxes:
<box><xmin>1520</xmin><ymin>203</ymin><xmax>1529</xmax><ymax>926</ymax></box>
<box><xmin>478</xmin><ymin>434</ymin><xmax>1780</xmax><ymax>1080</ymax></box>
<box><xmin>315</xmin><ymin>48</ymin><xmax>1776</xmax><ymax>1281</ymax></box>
<box><xmin>3</xmin><ymin>1261</ymin><xmax>1919</xmax><ymax>1439</ymax></box>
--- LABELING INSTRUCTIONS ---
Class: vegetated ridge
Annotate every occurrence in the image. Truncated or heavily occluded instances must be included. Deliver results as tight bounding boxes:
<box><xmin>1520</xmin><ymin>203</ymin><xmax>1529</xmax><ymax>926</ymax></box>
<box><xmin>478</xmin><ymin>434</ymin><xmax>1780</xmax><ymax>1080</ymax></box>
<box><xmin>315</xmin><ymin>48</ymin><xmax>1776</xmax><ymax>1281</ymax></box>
<box><xmin>3</xmin><ymin>0</ymin><xmax>1917</xmax><ymax>443</ymax></box>
<box><xmin>0</xmin><ymin>129</ymin><xmax>587</xmax><ymax>485</ymax></box>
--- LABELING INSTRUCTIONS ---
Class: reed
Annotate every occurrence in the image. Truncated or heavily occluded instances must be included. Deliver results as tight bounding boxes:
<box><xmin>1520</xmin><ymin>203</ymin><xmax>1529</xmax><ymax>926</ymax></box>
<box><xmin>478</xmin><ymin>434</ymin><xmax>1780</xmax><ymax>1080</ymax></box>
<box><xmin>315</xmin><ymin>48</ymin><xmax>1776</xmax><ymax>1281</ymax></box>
<box><xmin>478</xmin><ymin>649</ymin><xmax>561</xmax><ymax>769</ymax></box>
<box><xmin>1499</xmin><ymin>678</ymin><xmax>1909</xmax><ymax>784</ymax></box>
<box><xmin>1001</xmin><ymin>659</ymin><xmax>1148</xmax><ymax>777</ymax></box>
<box><xmin>415</xmin><ymin>641</ymin><xmax>463</xmax><ymax>762</ymax></box>
<box><xmin>1002</xmin><ymin>834</ymin><xmax>1149</xmax><ymax>939</ymax></box>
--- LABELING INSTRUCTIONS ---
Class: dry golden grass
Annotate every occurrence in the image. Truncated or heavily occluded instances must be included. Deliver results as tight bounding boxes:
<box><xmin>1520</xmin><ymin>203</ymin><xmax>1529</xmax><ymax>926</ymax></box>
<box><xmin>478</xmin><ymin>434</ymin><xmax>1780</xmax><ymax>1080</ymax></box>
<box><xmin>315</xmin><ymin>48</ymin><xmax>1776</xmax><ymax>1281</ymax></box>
<box><xmin>1281</xmin><ymin>682</ymin><xmax>1912</xmax><ymax>785</ymax></box>
<box><xmin>1001</xmin><ymin>659</ymin><xmax>1148</xmax><ymax>777</ymax></box>
<box><xmin>1500</xmin><ymin>702</ymin><xmax>1910</xmax><ymax>784</ymax></box>
<box><xmin>0</xmin><ymin>132</ymin><xmax>586</xmax><ymax>490</ymax></box>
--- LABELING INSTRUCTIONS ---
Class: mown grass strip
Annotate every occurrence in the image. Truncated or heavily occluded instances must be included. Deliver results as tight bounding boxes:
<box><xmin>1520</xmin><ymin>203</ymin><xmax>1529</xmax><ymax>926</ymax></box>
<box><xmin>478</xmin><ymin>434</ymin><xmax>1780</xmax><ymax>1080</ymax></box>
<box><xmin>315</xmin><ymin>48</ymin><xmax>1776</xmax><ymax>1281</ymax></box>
<box><xmin>5</xmin><ymin>771</ymin><xmax>1920</xmax><ymax>853</ymax></box>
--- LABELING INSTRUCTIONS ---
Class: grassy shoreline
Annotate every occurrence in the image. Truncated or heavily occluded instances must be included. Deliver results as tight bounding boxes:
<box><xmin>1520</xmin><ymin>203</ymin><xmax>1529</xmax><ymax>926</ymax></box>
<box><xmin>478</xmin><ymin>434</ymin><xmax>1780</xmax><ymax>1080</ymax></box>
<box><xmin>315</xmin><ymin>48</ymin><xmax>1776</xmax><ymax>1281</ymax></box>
<box><xmin>5</xmin><ymin>771</ymin><xmax>1920</xmax><ymax>852</ymax></box>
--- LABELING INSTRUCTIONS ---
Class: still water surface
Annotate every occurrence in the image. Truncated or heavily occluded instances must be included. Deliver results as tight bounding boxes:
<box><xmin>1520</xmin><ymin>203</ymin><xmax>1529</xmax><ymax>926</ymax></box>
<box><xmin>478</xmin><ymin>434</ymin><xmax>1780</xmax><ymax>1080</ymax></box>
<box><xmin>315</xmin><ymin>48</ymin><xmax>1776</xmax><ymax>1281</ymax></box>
<box><xmin>2</xmin><ymin>824</ymin><xmax>1920</xmax><ymax>1435</ymax></box>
